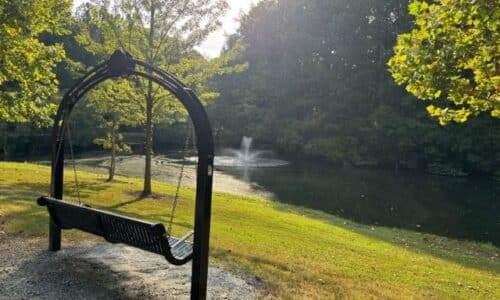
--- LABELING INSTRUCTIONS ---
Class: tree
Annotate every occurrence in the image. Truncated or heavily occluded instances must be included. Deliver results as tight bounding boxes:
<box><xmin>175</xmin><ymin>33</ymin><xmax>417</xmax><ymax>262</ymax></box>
<box><xmin>388</xmin><ymin>0</ymin><xmax>499</xmax><ymax>125</ymax></box>
<box><xmin>76</xmin><ymin>1</ymin><xmax>245</xmax><ymax>195</ymax></box>
<box><xmin>212</xmin><ymin>0</ymin><xmax>419</xmax><ymax>166</ymax></box>
<box><xmin>0</xmin><ymin>0</ymin><xmax>70</xmax><ymax>126</ymax></box>
<box><xmin>86</xmin><ymin>80</ymin><xmax>142</xmax><ymax>181</ymax></box>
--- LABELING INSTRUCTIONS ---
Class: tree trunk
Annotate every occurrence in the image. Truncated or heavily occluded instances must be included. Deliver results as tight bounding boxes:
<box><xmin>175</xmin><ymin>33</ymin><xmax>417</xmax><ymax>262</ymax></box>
<box><xmin>142</xmin><ymin>5</ymin><xmax>156</xmax><ymax>197</ymax></box>
<box><xmin>108</xmin><ymin>125</ymin><xmax>116</xmax><ymax>181</ymax></box>
<box><xmin>143</xmin><ymin>81</ymin><xmax>154</xmax><ymax>196</ymax></box>
<box><xmin>1</xmin><ymin>123</ymin><xmax>12</xmax><ymax>161</ymax></box>
<box><xmin>1</xmin><ymin>130</ymin><xmax>7</xmax><ymax>161</ymax></box>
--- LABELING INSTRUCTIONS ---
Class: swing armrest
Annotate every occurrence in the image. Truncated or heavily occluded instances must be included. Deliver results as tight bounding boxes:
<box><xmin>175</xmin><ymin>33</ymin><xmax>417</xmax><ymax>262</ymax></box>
<box><xmin>171</xmin><ymin>230</ymin><xmax>194</xmax><ymax>249</ymax></box>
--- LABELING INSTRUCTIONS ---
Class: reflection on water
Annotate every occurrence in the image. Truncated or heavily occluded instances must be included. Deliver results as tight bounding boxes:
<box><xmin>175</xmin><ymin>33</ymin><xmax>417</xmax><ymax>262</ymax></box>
<box><xmin>217</xmin><ymin>163</ymin><xmax>500</xmax><ymax>246</ymax></box>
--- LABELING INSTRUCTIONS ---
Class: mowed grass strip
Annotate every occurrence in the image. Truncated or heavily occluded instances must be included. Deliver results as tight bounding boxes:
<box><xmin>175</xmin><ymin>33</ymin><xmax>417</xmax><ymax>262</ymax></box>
<box><xmin>0</xmin><ymin>162</ymin><xmax>498</xmax><ymax>299</ymax></box>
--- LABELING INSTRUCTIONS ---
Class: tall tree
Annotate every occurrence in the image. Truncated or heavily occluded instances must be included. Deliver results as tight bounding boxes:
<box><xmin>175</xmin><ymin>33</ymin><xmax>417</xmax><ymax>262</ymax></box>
<box><xmin>77</xmin><ymin>1</ymin><xmax>245</xmax><ymax>195</ymax></box>
<box><xmin>388</xmin><ymin>0</ymin><xmax>499</xmax><ymax>125</ymax></box>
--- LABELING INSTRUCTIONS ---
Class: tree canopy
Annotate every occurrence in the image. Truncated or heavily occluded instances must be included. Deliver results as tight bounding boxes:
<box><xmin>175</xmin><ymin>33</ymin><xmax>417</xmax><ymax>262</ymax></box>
<box><xmin>75</xmin><ymin>0</ymin><xmax>245</xmax><ymax>195</ymax></box>
<box><xmin>0</xmin><ymin>0</ymin><xmax>70</xmax><ymax>126</ymax></box>
<box><xmin>86</xmin><ymin>79</ymin><xmax>140</xmax><ymax>180</ymax></box>
<box><xmin>1</xmin><ymin>0</ymin><xmax>498</xmax><ymax>178</ymax></box>
<box><xmin>388</xmin><ymin>0</ymin><xmax>499</xmax><ymax>125</ymax></box>
<box><xmin>209</xmin><ymin>0</ymin><xmax>500</xmax><ymax>176</ymax></box>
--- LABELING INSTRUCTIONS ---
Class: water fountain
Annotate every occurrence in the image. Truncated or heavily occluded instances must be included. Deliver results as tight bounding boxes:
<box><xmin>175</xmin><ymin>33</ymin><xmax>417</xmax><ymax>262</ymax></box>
<box><xmin>236</xmin><ymin>136</ymin><xmax>254</xmax><ymax>162</ymax></box>
<box><xmin>187</xmin><ymin>136</ymin><xmax>289</xmax><ymax>168</ymax></box>
<box><xmin>214</xmin><ymin>136</ymin><xmax>289</xmax><ymax>168</ymax></box>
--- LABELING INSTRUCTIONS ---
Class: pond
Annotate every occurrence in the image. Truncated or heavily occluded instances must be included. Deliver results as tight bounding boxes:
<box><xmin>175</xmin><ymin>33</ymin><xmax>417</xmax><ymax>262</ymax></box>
<box><xmin>217</xmin><ymin>162</ymin><xmax>499</xmax><ymax>246</ymax></box>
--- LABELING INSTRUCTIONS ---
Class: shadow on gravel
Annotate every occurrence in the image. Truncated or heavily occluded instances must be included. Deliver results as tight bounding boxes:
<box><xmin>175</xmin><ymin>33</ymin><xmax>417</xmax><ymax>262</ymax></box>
<box><xmin>0</xmin><ymin>237</ymin><xmax>261</xmax><ymax>300</ymax></box>
<box><xmin>5</xmin><ymin>249</ymin><xmax>139</xmax><ymax>299</ymax></box>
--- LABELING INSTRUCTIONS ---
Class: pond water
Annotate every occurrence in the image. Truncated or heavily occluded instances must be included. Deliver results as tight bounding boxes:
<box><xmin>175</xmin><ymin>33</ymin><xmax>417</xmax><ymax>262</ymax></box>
<box><xmin>217</xmin><ymin>162</ymin><xmax>499</xmax><ymax>246</ymax></box>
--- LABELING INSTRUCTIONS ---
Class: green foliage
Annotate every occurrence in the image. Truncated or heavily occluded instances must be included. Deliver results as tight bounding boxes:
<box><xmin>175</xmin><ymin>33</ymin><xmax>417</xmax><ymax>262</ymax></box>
<box><xmin>74</xmin><ymin>0</ymin><xmax>245</xmax><ymax>193</ymax></box>
<box><xmin>1</xmin><ymin>0</ymin><xmax>498</xmax><ymax>177</ymax></box>
<box><xmin>0</xmin><ymin>0</ymin><xmax>70</xmax><ymax>126</ymax></box>
<box><xmin>210</xmin><ymin>0</ymin><xmax>500</xmax><ymax>175</ymax></box>
<box><xmin>75</xmin><ymin>1</ymin><xmax>246</xmax><ymax>122</ymax></box>
<box><xmin>388</xmin><ymin>0</ymin><xmax>500</xmax><ymax>124</ymax></box>
<box><xmin>76</xmin><ymin>0</ymin><xmax>230</xmax><ymax>61</ymax></box>
<box><xmin>212</xmin><ymin>0</ymin><xmax>419</xmax><ymax>163</ymax></box>
<box><xmin>86</xmin><ymin>79</ymin><xmax>141</xmax><ymax>154</ymax></box>
<box><xmin>93</xmin><ymin>133</ymin><xmax>132</xmax><ymax>154</ymax></box>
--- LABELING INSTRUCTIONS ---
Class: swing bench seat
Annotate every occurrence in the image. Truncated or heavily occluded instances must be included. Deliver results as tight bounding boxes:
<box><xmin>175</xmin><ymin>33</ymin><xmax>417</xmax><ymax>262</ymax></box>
<box><xmin>37</xmin><ymin>196</ymin><xmax>193</xmax><ymax>265</ymax></box>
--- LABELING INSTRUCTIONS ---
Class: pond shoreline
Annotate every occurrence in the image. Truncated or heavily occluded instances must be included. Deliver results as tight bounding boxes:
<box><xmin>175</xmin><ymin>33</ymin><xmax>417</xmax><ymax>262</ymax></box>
<box><xmin>60</xmin><ymin>155</ymin><xmax>275</xmax><ymax>199</ymax></box>
<box><xmin>28</xmin><ymin>154</ymin><xmax>500</xmax><ymax>246</ymax></box>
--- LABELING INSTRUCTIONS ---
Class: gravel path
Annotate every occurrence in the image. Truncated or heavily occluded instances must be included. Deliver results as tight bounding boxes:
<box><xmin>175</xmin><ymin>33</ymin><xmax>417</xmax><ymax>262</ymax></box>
<box><xmin>0</xmin><ymin>234</ymin><xmax>262</xmax><ymax>299</ymax></box>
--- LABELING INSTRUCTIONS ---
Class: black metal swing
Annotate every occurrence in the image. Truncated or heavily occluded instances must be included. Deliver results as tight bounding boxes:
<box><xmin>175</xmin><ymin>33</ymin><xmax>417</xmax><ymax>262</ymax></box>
<box><xmin>36</xmin><ymin>50</ymin><xmax>215</xmax><ymax>299</ymax></box>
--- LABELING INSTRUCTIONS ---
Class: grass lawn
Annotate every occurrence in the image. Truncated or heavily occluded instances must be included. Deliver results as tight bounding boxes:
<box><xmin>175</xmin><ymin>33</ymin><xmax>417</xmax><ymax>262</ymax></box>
<box><xmin>0</xmin><ymin>162</ymin><xmax>498</xmax><ymax>299</ymax></box>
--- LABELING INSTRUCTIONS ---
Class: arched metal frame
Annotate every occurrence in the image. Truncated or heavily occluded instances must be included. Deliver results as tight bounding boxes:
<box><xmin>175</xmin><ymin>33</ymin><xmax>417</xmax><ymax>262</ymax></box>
<box><xmin>48</xmin><ymin>50</ymin><xmax>214</xmax><ymax>299</ymax></box>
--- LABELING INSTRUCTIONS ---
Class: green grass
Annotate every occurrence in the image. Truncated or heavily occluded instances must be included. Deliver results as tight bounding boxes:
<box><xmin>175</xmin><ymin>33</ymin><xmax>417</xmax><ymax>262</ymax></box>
<box><xmin>0</xmin><ymin>162</ymin><xmax>498</xmax><ymax>299</ymax></box>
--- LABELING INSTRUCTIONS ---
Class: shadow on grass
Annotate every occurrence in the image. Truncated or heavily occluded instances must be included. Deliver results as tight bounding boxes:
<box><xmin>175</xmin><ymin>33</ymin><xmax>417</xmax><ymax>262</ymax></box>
<box><xmin>105</xmin><ymin>191</ymin><xmax>189</xmax><ymax>210</ymax></box>
<box><xmin>0</xmin><ymin>184</ymin><xmax>193</xmax><ymax>245</ymax></box>
<box><xmin>97</xmin><ymin>191</ymin><xmax>194</xmax><ymax>231</ymax></box>
<box><xmin>0</xmin><ymin>180</ymin><xmax>193</xmax><ymax>240</ymax></box>
<box><xmin>105</xmin><ymin>196</ymin><xmax>150</xmax><ymax>210</ymax></box>
<box><xmin>4</xmin><ymin>180</ymin><xmax>108</xmax><ymax>199</ymax></box>
<box><xmin>0</xmin><ymin>182</ymin><xmax>50</xmax><ymax>235</ymax></box>
<box><xmin>212</xmin><ymin>248</ymin><xmax>291</xmax><ymax>273</ymax></box>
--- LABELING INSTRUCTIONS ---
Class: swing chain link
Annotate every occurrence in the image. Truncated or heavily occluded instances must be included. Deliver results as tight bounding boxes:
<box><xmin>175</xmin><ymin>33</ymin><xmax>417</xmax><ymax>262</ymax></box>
<box><xmin>167</xmin><ymin>124</ymin><xmax>193</xmax><ymax>235</ymax></box>
<box><xmin>66</xmin><ymin>124</ymin><xmax>82</xmax><ymax>205</ymax></box>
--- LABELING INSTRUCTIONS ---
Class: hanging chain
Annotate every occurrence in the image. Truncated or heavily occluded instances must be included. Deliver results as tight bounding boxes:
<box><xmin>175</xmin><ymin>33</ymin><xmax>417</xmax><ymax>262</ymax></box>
<box><xmin>66</xmin><ymin>124</ymin><xmax>82</xmax><ymax>205</ymax></box>
<box><xmin>167</xmin><ymin>124</ymin><xmax>193</xmax><ymax>235</ymax></box>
